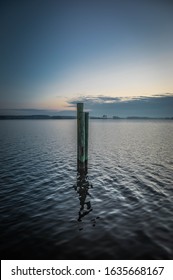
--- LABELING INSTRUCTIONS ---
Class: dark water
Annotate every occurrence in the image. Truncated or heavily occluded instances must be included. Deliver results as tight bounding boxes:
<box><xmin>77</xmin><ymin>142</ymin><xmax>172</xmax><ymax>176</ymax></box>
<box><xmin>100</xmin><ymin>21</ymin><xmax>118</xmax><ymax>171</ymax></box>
<box><xmin>0</xmin><ymin>119</ymin><xmax>173</xmax><ymax>259</ymax></box>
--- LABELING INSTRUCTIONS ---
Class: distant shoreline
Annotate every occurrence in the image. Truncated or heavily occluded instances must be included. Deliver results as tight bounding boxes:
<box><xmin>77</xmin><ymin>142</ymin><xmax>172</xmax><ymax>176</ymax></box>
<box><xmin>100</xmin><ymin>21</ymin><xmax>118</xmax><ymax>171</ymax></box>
<box><xmin>0</xmin><ymin>115</ymin><xmax>173</xmax><ymax>120</ymax></box>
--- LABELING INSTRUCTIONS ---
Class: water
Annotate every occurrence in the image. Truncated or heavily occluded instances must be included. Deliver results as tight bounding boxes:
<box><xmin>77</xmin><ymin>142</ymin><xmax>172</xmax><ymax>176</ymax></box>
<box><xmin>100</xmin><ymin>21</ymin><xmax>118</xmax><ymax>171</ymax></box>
<box><xmin>0</xmin><ymin>119</ymin><xmax>173</xmax><ymax>259</ymax></box>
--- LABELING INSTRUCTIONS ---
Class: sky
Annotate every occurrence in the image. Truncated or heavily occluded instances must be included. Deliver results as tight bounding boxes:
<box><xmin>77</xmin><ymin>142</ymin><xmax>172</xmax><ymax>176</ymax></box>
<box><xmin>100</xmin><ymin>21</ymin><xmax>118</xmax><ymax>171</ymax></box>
<box><xmin>0</xmin><ymin>0</ymin><xmax>173</xmax><ymax>117</ymax></box>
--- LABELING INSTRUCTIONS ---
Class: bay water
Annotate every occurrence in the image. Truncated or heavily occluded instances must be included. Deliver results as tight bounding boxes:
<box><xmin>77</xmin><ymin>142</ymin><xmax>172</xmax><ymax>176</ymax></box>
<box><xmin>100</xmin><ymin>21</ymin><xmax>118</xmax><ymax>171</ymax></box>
<box><xmin>0</xmin><ymin>119</ymin><xmax>173</xmax><ymax>259</ymax></box>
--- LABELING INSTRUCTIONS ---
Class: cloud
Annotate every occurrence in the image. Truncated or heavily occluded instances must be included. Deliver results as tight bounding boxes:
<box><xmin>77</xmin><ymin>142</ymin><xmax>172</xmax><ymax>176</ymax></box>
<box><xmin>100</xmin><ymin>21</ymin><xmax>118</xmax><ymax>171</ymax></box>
<box><xmin>68</xmin><ymin>95</ymin><xmax>125</xmax><ymax>106</ymax></box>
<box><xmin>67</xmin><ymin>93</ymin><xmax>173</xmax><ymax>117</ymax></box>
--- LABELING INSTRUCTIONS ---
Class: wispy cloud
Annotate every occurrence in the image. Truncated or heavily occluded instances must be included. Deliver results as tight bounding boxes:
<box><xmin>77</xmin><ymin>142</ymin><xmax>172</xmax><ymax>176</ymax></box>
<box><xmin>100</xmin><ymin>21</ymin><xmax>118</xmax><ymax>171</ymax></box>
<box><xmin>68</xmin><ymin>93</ymin><xmax>173</xmax><ymax>105</ymax></box>
<box><xmin>67</xmin><ymin>93</ymin><xmax>173</xmax><ymax>117</ymax></box>
<box><xmin>68</xmin><ymin>95</ymin><xmax>121</xmax><ymax>106</ymax></box>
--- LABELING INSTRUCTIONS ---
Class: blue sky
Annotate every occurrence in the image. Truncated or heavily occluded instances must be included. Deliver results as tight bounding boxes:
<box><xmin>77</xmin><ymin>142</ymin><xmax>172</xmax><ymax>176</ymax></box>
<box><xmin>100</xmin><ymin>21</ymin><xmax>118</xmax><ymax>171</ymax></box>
<box><xmin>0</xmin><ymin>0</ymin><xmax>173</xmax><ymax>116</ymax></box>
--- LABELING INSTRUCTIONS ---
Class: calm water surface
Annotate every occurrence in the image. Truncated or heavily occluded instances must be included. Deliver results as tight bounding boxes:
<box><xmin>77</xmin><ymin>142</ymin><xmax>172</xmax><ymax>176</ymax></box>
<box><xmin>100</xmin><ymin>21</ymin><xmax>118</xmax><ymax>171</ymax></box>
<box><xmin>0</xmin><ymin>119</ymin><xmax>173</xmax><ymax>259</ymax></box>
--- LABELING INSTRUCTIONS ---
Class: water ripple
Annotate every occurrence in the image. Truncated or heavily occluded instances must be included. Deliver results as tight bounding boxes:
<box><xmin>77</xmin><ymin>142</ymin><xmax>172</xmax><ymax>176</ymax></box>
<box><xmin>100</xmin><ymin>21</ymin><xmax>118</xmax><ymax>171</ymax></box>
<box><xmin>0</xmin><ymin>120</ymin><xmax>173</xmax><ymax>259</ymax></box>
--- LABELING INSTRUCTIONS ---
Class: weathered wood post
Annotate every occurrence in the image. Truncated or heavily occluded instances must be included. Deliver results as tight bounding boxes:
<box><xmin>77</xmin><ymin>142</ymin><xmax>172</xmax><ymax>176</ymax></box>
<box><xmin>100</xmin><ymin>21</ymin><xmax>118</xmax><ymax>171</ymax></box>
<box><xmin>85</xmin><ymin>112</ymin><xmax>89</xmax><ymax>173</ymax></box>
<box><xmin>77</xmin><ymin>103</ymin><xmax>85</xmax><ymax>172</ymax></box>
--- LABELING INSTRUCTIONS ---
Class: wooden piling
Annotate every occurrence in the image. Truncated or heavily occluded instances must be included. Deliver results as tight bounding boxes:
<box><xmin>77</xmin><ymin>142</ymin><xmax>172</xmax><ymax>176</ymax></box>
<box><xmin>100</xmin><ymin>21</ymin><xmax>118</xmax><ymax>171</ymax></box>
<box><xmin>85</xmin><ymin>112</ymin><xmax>89</xmax><ymax>173</ymax></box>
<box><xmin>77</xmin><ymin>103</ymin><xmax>85</xmax><ymax>172</ymax></box>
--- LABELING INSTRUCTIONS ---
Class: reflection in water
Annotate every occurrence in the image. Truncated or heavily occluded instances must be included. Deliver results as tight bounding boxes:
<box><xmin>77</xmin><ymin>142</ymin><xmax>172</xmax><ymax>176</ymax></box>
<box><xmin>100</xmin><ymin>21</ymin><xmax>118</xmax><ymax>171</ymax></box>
<box><xmin>73</xmin><ymin>172</ymin><xmax>94</xmax><ymax>228</ymax></box>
